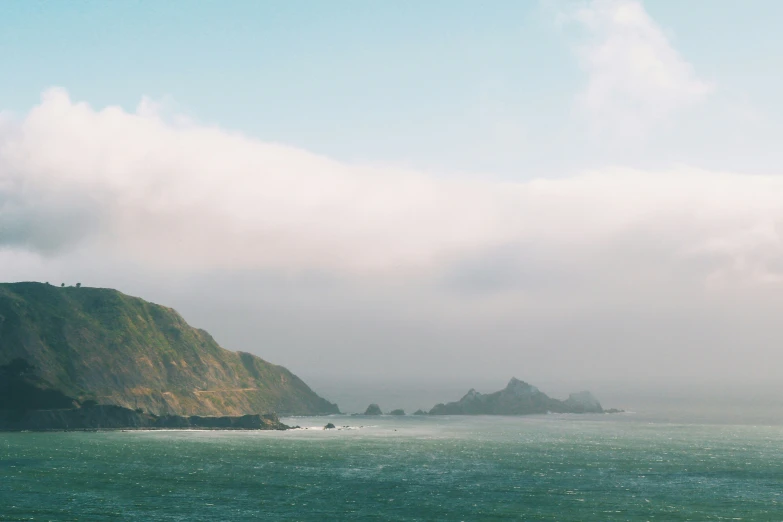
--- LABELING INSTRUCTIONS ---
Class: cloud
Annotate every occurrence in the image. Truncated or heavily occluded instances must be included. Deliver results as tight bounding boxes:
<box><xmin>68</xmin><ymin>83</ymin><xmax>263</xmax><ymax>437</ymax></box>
<box><xmin>0</xmin><ymin>88</ymin><xmax>522</xmax><ymax>275</ymax></box>
<box><xmin>4</xmin><ymin>89</ymin><xmax>783</xmax><ymax>390</ymax></box>
<box><xmin>2</xmin><ymin>88</ymin><xmax>783</xmax><ymax>296</ymax></box>
<box><xmin>562</xmin><ymin>0</ymin><xmax>712</xmax><ymax>139</ymax></box>
<box><xmin>0</xmin><ymin>89</ymin><xmax>783</xmax><ymax>287</ymax></box>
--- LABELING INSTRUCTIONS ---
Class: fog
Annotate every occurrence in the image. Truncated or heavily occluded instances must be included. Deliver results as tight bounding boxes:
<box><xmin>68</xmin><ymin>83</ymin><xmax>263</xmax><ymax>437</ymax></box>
<box><xmin>2</xmin><ymin>89</ymin><xmax>783</xmax><ymax>417</ymax></box>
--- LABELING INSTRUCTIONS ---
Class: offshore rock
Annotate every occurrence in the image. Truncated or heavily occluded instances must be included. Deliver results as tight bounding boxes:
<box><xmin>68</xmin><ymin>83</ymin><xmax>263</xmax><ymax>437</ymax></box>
<box><xmin>563</xmin><ymin>391</ymin><xmax>603</xmax><ymax>413</ymax></box>
<box><xmin>363</xmin><ymin>404</ymin><xmax>382</xmax><ymax>415</ymax></box>
<box><xmin>429</xmin><ymin>378</ymin><xmax>605</xmax><ymax>415</ymax></box>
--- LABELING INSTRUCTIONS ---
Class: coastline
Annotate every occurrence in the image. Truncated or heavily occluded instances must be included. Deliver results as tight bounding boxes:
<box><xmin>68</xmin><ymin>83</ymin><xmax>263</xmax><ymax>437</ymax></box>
<box><xmin>0</xmin><ymin>405</ymin><xmax>290</xmax><ymax>432</ymax></box>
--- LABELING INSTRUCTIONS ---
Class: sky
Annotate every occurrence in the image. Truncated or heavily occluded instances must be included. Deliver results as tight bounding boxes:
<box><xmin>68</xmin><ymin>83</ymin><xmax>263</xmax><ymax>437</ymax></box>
<box><xmin>2</xmin><ymin>0</ymin><xmax>783</xmax><ymax>411</ymax></box>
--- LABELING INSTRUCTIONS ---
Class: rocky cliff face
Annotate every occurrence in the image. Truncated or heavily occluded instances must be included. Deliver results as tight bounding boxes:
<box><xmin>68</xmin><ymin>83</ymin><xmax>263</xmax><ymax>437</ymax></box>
<box><xmin>0</xmin><ymin>405</ymin><xmax>288</xmax><ymax>431</ymax></box>
<box><xmin>429</xmin><ymin>378</ymin><xmax>604</xmax><ymax>415</ymax></box>
<box><xmin>0</xmin><ymin>282</ymin><xmax>339</xmax><ymax>416</ymax></box>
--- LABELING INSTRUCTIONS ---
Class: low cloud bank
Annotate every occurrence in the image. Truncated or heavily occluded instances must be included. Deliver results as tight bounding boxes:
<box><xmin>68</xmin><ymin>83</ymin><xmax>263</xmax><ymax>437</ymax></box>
<box><xmin>2</xmin><ymin>89</ymin><xmax>781</xmax><ymax>293</ymax></box>
<box><xmin>2</xmin><ymin>90</ymin><xmax>783</xmax><ymax>390</ymax></box>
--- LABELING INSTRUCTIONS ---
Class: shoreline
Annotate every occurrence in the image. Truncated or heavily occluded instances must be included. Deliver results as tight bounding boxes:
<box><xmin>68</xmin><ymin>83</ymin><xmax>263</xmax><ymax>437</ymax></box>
<box><xmin>0</xmin><ymin>405</ymin><xmax>290</xmax><ymax>432</ymax></box>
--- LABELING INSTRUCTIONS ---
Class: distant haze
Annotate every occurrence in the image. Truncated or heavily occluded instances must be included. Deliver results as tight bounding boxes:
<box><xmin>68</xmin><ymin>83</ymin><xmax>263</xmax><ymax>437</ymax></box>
<box><xmin>2</xmin><ymin>1</ymin><xmax>783</xmax><ymax>413</ymax></box>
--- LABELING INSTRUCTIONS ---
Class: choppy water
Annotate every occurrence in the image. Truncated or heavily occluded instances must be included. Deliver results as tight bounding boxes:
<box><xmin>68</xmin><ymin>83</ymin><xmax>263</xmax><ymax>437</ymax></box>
<box><xmin>2</xmin><ymin>414</ymin><xmax>782</xmax><ymax>520</ymax></box>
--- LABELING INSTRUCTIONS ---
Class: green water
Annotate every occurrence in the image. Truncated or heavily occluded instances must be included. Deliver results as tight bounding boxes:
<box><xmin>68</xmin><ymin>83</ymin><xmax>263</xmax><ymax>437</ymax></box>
<box><xmin>1</xmin><ymin>414</ymin><xmax>782</xmax><ymax>520</ymax></box>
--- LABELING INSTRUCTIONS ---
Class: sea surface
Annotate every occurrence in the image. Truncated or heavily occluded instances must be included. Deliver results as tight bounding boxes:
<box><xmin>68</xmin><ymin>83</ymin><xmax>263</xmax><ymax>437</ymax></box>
<box><xmin>2</xmin><ymin>413</ymin><xmax>782</xmax><ymax>520</ymax></box>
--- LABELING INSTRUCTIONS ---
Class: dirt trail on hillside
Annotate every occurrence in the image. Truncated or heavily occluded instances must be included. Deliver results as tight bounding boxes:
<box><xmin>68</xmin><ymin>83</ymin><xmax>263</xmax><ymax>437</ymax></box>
<box><xmin>193</xmin><ymin>388</ymin><xmax>260</xmax><ymax>394</ymax></box>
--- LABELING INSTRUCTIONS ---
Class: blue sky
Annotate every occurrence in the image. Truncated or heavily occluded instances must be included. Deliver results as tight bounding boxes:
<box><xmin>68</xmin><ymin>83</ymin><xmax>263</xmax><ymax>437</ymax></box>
<box><xmin>3</xmin><ymin>1</ymin><xmax>783</xmax><ymax>393</ymax></box>
<box><xmin>3</xmin><ymin>0</ymin><xmax>782</xmax><ymax>177</ymax></box>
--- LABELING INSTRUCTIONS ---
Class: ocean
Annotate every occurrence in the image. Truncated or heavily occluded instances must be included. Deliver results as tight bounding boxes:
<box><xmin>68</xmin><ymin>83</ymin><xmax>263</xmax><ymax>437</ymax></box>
<box><xmin>1</xmin><ymin>413</ymin><xmax>782</xmax><ymax>520</ymax></box>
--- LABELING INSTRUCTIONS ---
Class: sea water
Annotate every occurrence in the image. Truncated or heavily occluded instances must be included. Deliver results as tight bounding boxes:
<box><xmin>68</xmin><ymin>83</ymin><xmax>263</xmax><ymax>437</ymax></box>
<box><xmin>1</xmin><ymin>413</ymin><xmax>782</xmax><ymax>520</ymax></box>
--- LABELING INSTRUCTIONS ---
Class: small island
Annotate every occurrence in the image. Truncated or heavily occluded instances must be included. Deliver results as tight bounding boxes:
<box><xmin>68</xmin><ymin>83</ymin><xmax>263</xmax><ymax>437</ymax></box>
<box><xmin>363</xmin><ymin>404</ymin><xmax>383</xmax><ymax>415</ymax></box>
<box><xmin>428</xmin><ymin>378</ymin><xmax>611</xmax><ymax>416</ymax></box>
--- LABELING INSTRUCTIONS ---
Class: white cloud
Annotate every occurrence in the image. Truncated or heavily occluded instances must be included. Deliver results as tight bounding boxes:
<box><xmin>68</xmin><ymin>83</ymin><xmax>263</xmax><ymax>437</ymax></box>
<box><xmin>4</xmin><ymin>89</ymin><xmax>783</xmax><ymax>389</ymax></box>
<box><xmin>0</xmin><ymin>89</ymin><xmax>519</xmax><ymax>274</ymax></box>
<box><xmin>563</xmin><ymin>0</ymin><xmax>712</xmax><ymax>139</ymax></box>
<box><xmin>1</xmin><ymin>89</ymin><xmax>782</xmax><ymax>296</ymax></box>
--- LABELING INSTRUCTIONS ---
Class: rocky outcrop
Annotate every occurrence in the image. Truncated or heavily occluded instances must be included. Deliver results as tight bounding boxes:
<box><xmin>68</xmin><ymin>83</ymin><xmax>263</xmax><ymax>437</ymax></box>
<box><xmin>429</xmin><ymin>378</ymin><xmax>604</xmax><ymax>415</ymax></box>
<box><xmin>0</xmin><ymin>405</ymin><xmax>289</xmax><ymax>431</ymax></box>
<box><xmin>363</xmin><ymin>404</ymin><xmax>382</xmax><ymax>415</ymax></box>
<box><xmin>563</xmin><ymin>391</ymin><xmax>603</xmax><ymax>413</ymax></box>
<box><xmin>157</xmin><ymin>413</ymin><xmax>286</xmax><ymax>430</ymax></box>
<box><xmin>388</xmin><ymin>409</ymin><xmax>405</xmax><ymax>416</ymax></box>
<box><xmin>413</xmin><ymin>409</ymin><xmax>428</xmax><ymax>415</ymax></box>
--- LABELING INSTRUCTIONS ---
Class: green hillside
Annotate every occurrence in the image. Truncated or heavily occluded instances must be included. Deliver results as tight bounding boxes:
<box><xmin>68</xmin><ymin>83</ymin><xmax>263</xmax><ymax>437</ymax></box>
<box><xmin>0</xmin><ymin>282</ymin><xmax>339</xmax><ymax>416</ymax></box>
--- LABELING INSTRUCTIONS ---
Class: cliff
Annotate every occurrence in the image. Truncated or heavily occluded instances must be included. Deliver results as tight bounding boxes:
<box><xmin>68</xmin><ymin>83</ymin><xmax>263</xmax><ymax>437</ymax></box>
<box><xmin>429</xmin><ymin>378</ymin><xmax>604</xmax><ymax>415</ymax></box>
<box><xmin>0</xmin><ymin>405</ymin><xmax>288</xmax><ymax>431</ymax></box>
<box><xmin>0</xmin><ymin>282</ymin><xmax>339</xmax><ymax>416</ymax></box>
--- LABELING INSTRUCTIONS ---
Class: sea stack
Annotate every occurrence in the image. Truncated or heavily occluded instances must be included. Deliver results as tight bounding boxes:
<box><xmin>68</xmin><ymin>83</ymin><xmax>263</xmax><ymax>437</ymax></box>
<box><xmin>363</xmin><ymin>404</ymin><xmax>382</xmax><ymax>415</ymax></box>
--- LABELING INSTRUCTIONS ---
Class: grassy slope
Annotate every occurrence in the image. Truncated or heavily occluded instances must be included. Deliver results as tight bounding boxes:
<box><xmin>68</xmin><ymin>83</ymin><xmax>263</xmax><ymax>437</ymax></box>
<box><xmin>0</xmin><ymin>282</ymin><xmax>338</xmax><ymax>416</ymax></box>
